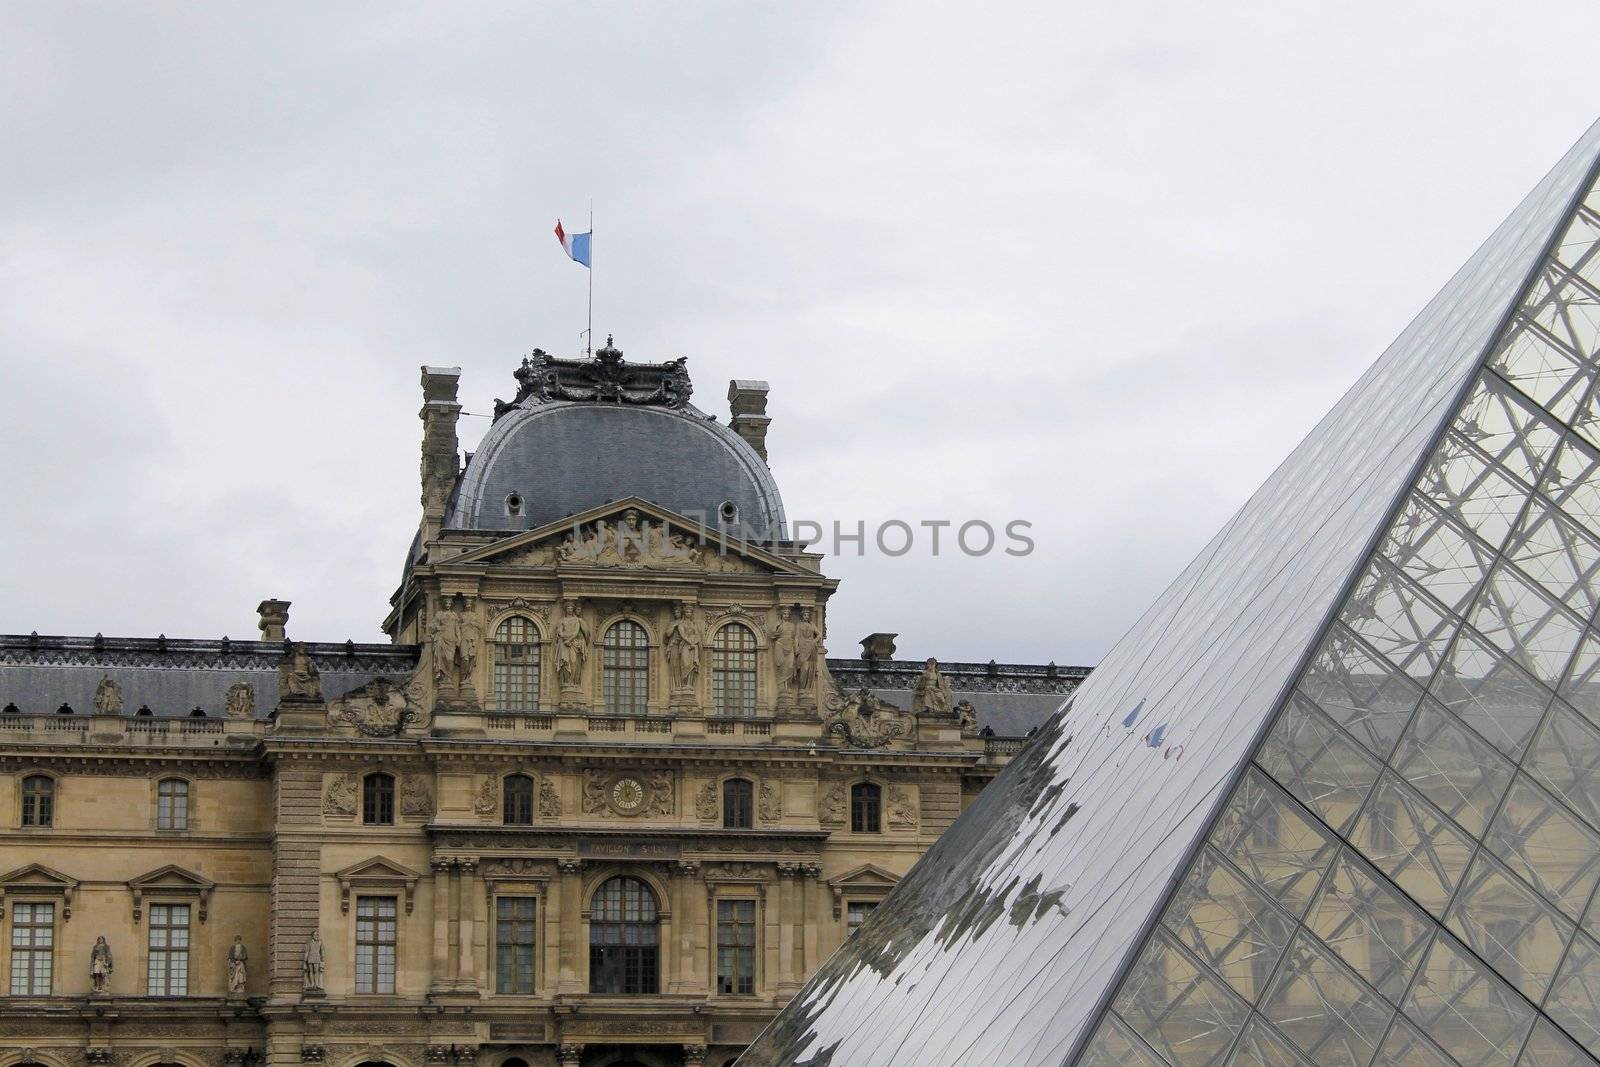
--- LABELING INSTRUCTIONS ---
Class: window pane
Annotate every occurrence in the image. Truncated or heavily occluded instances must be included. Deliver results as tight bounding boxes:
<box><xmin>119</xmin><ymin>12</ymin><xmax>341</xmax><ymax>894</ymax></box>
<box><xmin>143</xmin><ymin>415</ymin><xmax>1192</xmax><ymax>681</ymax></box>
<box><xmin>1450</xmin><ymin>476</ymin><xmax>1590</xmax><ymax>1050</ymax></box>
<box><xmin>1403</xmin><ymin>934</ymin><xmax>1534</xmax><ymax>1067</ymax></box>
<box><xmin>712</xmin><ymin>623</ymin><xmax>758</xmax><ymax>717</ymax></box>
<box><xmin>493</xmin><ymin>616</ymin><xmax>541</xmax><ymax>711</ymax></box>
<box><xmin>1305</xmin><ymin>851</ymin><xmax>1433</xmax><ymax>1001</ymax></box>
<box><xmin>1079</xmin><ymin>1014</ymin><xmax>1166</xmax><ymax>1067</ymax></box>
<box><xmin>1392</xmin><ymin>697</ymin><xmax>1516</xmax><ymax>837</ymax></box>
<box><xmin>1351</xmin><ymin>774</ymin><xmax>1474</xmax><ymax>916</ymax></box>
<box><xmin>1484</xmin><ymin>776</ymin><xmax>1600</xmax><ymax>919</ymax></box>
<box><xmin>602</xmin><ymin>621</ymin><xmax>650</xmax><ymax>715</ymax></box>
<box><xmin>1259</xmin><ymin>932</ymin><xmax>1393</xmax><ymax>1067</ymax></box>
<box><xmin>1114</xmin><ymin>929</ymin><xmax>1250</xmax><ymax>1067</ymax></box>
<box><xmin>1160</xmin><ymin>847</ymin><xmax>1294</xmax><ymax>1003</ymax></box>
<box><xmin>1525</xmin><ymin>701</ymin><xmax>1600</xmax><ymax>832</ymax></box>
<box><xmin>1543</xmin><ymin>932</ymin><xmax>1600</xmax><ymax>1057</ymax></box>
<box><xmin>1374</xmin><ymin>1013</ymin><xmax>1456</xmax><ymax>1067</ymax></box>
<box><xmin>1516</xmin><ymin>1018</ymin><xmax>1593</xmax><ymax>1067</ymax></box>
<box><xmin>1467</xmin><ymin>565</ymin><xmax>1584</xmax><ymax>688</ymax></box>
<box><xmin>1226</xmin><ymin>1018</ymin><xmax>1312</xmax><ymax>1067</ymax></box>
<box><xmin>1209</xmin><ymin>770</ymin><xmax>1338</xmax><ymax>918</ymax></box>
<box><xmin>1429</xmin><ymin>630</ymin><xmax>1552</xmax><ymax>759</ymax></box>
<box><xmin>1445</xmin><ymin>852</ymin><xmax>1574</xmax><ymax>1000</ymax></box>
<box><xmin>495</xmin><ymin>895</ymin><xmax>536</xmax><ymax>994</ymax></box>
<box><xmin>1381</xmin><ymin>494</ymin><xmax>1494</xmax><ymax>613</ymax></box>
<box><xmin>1297</xmin><ymin>625</ymin><xmax>1423</xmax><ymax>759</ymax></box>
<box><xmin>1258</xmin><ymin>694</ymin><xmax>1383</xmax><ymax>834</ymax></box>
<box><xmin>1340</xmin><ymin>562</ymin><xmax>1457</xmax><ymax>683</ymax></box>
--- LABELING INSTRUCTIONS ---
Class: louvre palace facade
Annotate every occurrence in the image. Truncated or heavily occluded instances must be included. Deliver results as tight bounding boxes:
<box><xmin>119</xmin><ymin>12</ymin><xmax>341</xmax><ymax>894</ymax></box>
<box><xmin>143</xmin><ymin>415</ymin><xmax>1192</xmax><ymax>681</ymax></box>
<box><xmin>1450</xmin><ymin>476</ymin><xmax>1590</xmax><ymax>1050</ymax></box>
<box><xmin>0</xmin><ymin>342</ymin><xmax>1080</xmax><ymax>1067</ymax></box>
<box><xmin>743</xmin><ymin>122</ymin><xmax>1600</xmax><ymax>1064</ymax></box>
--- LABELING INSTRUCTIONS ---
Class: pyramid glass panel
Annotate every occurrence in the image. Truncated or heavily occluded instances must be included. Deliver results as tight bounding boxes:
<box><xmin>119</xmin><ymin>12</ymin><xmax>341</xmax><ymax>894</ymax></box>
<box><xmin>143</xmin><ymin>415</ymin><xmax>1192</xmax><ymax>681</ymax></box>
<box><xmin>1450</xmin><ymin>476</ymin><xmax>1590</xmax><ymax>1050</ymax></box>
<box><xmin>740</xmin><ymin>121</ymin><xmax>1600</xmax><ymax>1066</ymax></box>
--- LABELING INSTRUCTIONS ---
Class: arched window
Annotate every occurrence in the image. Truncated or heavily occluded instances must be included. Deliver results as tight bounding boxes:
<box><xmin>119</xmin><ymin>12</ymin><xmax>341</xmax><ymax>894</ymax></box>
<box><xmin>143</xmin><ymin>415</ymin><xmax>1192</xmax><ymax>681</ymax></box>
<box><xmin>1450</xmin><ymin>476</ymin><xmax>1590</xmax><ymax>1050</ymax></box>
<box><xmin>851</xmin><ymin>782</ymin><xmax>881</xmax><ymax>833</ymax></box>
<box><xmin>503</xmin><ymin>774</ymin><xmax>534</xmax><ymax>825</ymax></box>
<box><xmin>602</xmin><ymin>621</ymin><xmax>650</xmax><ymax>714</ymax></box>
<box><xmin>712</xmin><ymin>623</ymin><xmax>758</xmax><ymax>717</ymax></box>
<box><xmin>589</xmin><ymin>876</ymin><xmax>659</xmax><ymax>994</ymax></box>
<box><xmin>157</xmin><ymin>777</ymin><xmax>189</xmax><ymax>830</ymax></box>
<box><xmin>363</xmin><ymin>773</ymin><xmax>395</xmax><ymax>825</ymax></box>
<box><xmin>21</xmin><ymin>775</ymin><xmax>53</xmax><ymax>828</ymax></box>
<box><xmin>723</xmin><ymin>778</ymin><xmax>754</xmax><ymax>829</ymax></box>
<box><xmin>493</xmin><ymin>617</ymin><xmax>541</xmax><ymax>711</ymax></box>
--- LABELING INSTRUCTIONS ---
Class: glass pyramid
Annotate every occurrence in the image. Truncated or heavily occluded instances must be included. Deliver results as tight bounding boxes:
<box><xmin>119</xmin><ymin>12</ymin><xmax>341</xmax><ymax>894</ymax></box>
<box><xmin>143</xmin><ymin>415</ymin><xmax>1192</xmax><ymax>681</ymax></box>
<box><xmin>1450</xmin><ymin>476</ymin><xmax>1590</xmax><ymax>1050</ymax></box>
<box><xmin>742</xmin><ymin>120</ymin><xmax>1600</xmax><ymax>1067</ymax></box>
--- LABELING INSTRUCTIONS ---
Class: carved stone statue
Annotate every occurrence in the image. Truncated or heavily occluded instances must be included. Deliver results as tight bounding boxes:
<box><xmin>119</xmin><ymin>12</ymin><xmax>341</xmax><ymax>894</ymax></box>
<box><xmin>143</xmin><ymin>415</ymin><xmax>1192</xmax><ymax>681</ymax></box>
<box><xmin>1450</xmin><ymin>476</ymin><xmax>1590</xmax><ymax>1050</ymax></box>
<box><xmin>664</xmin><ymin>602</ymin><xmax>702</xmax><ymax>692</ymax></box>
<box><xmin>90</xmin><ymin>936</ymin><xmax>113</xmax><ymax>993</ymax></box>
<box><xmin>93</xmin><ymin>677</ymin><xmax>123</xmax><ymax>715</ymax></box>
<box><xmin>330</xmin><ymin>676</ymin><xmax>418</xmax><ymax>737</ymax></box>
<box><xmin>428</xmin><ymin>599</ymin><xmax>481</xmax><ymax>693</ymax></box>
<box><xmin>793</xmin><ymin>607</ymin><xmax>822</xmax><ymax>692</ymax></box>
<box><xmin>323</xmin><ymin>773</ymin><xmax>357</xmax><ymax>816</ymax></box>
<box><xmin>555</xmin><ymin>599</ymin><xmax>590</xmax><ymax>690</ymax></box>
<box><xmin>224</xmin><ymin>682</ymin><xmax>256</xmax><ymax>719</ymax></box>
<box><xmin>227</xmin><ymin>935</ymin><xmax>248</xmax><ymax>995</ymax></box>
<box><xmin>558</xmin><ymin>509</ymin><xmax>701</xmax><ymax>568</ymax></box>
<box><xmin>768</xmin><ymin>607</ymin><xmax>798</xmax><ymax>696</ymax></box>
<box><xmin>302</xmin><ymin>930</ymin><xmax>325</xmax><ymax>991</ymax></box>
<box><xmin>910</xmin><ymin>658</ymin><xmax>954</xmax><ymax>715</ymax></box>
<box><xmin>955</xmin><ymin>698</ymin><xmax>979</xmax><ymax>734</ymax></box>
<box><xmin>278</xmin><ymin>641</ymin><xmax>322</xmax><ymax>702</ymax></box>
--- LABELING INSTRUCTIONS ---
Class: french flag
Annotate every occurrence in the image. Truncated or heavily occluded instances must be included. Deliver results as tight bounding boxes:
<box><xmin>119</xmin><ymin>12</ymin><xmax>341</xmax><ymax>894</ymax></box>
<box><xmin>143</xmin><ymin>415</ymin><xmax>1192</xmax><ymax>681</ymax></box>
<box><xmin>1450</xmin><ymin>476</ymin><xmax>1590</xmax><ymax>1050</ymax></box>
<box><xmin>554</xmin><ymin>219</ymin><xmax>591</xmax><ymax>268</ymax></box>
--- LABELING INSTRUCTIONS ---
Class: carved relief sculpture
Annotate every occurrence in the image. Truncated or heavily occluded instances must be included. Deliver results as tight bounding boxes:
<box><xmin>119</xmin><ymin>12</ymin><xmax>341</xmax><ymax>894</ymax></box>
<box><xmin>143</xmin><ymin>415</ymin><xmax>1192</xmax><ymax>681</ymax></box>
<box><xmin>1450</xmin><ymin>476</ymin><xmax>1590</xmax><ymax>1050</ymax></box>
<box><xmin>93</xmin><ymin>676</ymin><xmax>123</xmax><ymax>715</ymax></box>
<box><xmin>323</xmin><ymin>773</ymin><xmax>357</xmax><ymax>816</ymax></box>
<box><xmin>400</xmin><ymin>775</ymin><xmax>434</xmax><ymax>817</ymax></box>
<box><xmin>695</xmin><ymin>780</ymin><xmax>718</xmax><ymax>821</ymax></box>
<box><xmin>646</xmin><ymin>773</ymin><xmax>674</xmax><ymax>815</ymax></box>
<box><xmin>664</xmin><ymin>601</ymin><xmax>702</xmax><ymax>697</ymax></box>
<box><xmin>302</xmin><ymin>930</ymin><xmax>324</xmax><ymax>991</ymax></box>
<box><xmin>278</xmin><ymin>641</ymin><xmax>322</xmax><ymax>703</ymax></box>
<box><xmin>558</xmin><ymin>508</ymin><xmax>702</xmax><ymax>569</ymax></box>
<box><xmin>90</xmin><ymin>936</ymin><xmax>113</xmax><ymax>993</ymax></box>
<box><xmin>819</xmin><ymin>784</ymin><xmax>847</xmax><ymax>826</ymax></box>
<box><xmin>910</xmin><ymin>657</ymin><xmax>954</xmax><ymax>715</ymax></box>
<box><xmin>823</xmin><ymin>688</ymin><xmax>914</xmax><ymax>748</ymax></box>
<box><xmin>330</xmin><ymin>676</ymin><xmax>419</xmax><ymax>737</ymax></box>
<box><xmin>888</xmin><ymin>785</ymin><xmax>919</xmax><ymax>830</ymax></box>
<box><xmin>227</xmin><ymin>935</ymin><xmax>248</xmax><ymax>995</ymax></box>
<box><xmin>759</xmin><ymin>780</ymin><xmax>782</xmax><ymax>822</ymax></box>
<box><xmin>224</xmin><ymin>682</ymin><xmax>256</xmax><ymax>719</ymax></box>
<box><xmin>473</xmin><ymin>776</ymin><xmax>498</xmax><ymax>816</ymax></box>
<box><xmin>538</xmin><ymin>778</ymin><xmax>562</xmax><ymax>818</ymax></box>
<box><xmin>555</xmin><ymin>598</ymin><xmax>590</xmax><ymax>696</ymax></box>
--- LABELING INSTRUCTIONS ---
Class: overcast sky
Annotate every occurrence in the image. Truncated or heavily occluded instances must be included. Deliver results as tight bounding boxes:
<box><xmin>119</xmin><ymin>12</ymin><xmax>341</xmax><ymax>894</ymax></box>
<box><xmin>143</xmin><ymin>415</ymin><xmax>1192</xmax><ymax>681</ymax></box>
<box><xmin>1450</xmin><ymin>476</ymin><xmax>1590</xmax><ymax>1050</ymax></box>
<box><xmin>3</xmin><ymin>3</ymin><xmax>1599</xmax><ymax>666</ymax></box>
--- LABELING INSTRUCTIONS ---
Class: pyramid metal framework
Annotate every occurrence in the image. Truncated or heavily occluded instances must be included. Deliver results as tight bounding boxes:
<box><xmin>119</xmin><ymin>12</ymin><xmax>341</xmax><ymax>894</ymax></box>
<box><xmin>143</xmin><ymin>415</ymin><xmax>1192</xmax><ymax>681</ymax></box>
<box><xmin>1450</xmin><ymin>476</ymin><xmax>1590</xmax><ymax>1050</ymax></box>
<box><xmin>741</xmin><ymin>120</ymin><xmax>1600</xmax><ymax>1067</ymax></box>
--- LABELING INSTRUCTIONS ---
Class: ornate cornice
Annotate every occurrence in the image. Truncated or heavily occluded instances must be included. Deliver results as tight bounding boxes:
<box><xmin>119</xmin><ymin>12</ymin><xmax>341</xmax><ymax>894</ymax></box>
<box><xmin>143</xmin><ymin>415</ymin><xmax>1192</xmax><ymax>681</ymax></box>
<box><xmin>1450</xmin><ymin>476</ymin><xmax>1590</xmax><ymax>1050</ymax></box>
<box><xmin>498</xmin><ymin>337</ymin><xmax>692</xmax><ymax>414</ymax></box>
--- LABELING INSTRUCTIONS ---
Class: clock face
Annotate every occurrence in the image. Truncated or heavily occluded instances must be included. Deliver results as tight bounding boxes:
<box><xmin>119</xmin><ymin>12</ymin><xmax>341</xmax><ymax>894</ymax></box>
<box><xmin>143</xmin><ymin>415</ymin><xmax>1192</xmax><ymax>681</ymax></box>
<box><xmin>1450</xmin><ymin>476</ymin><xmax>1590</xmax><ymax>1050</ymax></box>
<box><xmin>609</xmin><ymin>777</ymin><xmax>647</xmax><ymax>815</ymax></box>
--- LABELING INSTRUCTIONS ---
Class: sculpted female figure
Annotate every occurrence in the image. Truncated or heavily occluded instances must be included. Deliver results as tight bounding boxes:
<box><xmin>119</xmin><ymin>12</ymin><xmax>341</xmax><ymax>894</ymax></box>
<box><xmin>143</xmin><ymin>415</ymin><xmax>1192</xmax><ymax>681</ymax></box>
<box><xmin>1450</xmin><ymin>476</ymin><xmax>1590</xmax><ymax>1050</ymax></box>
<box><xmin>664</xmin><ymin>602</ymin><xmax>702</xmax><ymax>691</ymax></box>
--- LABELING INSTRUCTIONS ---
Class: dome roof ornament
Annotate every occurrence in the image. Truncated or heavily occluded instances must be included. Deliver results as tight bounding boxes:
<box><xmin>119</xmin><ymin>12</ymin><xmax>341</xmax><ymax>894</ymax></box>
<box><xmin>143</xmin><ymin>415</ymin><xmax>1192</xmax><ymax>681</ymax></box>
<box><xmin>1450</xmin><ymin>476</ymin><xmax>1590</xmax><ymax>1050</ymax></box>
<box><xmin>496</xmin><ymin>336</ymin><xmax>693</xmax><ymax>418</ymax></box>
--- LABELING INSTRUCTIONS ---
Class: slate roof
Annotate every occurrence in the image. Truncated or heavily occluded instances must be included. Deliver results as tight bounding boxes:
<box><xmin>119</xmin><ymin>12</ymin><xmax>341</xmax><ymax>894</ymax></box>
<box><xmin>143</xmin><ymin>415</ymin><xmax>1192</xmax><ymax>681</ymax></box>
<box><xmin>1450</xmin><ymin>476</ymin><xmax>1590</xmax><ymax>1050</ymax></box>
<box><xmin>0</xmin><ymin>634</ymin><xmax>419</xmax><ymax>719</ymax></box>
<box><xmin>826</xmin><ymin>658</ymin><xmax>1086</xmax><ymax>737</ymax></box>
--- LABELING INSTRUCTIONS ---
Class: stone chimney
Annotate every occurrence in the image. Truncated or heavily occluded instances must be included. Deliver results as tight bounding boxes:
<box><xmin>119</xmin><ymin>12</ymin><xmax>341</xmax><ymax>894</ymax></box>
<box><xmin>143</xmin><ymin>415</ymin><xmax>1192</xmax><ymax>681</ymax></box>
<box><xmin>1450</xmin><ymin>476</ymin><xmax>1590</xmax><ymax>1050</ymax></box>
<box><xmin>257</xmin><ymin>599</ymin><xmax>290</xmax><ymax>642</ymax></box>
<box><xmin>727</xmin><ymin>380</ymin><xmax>771</xmax><ymax>462</ymax></box>
<box><xmin>860</xmin><ymin>632</ymin><xmax>898</xmax><ymax>664</ymax></box>
<box><xmin>420</xmin><ymin>366</ymin><xmax>463</xmax><ymax>543</ymax></box>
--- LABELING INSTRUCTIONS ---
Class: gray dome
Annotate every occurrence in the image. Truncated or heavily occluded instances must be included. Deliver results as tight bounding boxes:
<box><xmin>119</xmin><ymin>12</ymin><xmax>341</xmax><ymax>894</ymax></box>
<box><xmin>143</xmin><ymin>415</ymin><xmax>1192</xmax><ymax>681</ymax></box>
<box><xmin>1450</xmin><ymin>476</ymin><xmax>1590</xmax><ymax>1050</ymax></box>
<box><xmin>450</xmin><ymin>399</ymin><xmax>786</xmax><ymax>539</ymax></box>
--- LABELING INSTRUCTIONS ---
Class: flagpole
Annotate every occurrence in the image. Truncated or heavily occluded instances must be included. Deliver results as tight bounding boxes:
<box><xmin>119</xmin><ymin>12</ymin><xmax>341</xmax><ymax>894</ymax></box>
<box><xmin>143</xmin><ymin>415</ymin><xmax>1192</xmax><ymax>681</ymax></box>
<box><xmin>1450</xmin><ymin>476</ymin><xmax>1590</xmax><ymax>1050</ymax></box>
<box><xmin>586</xmin><ymin>201</ymin><xmax>594</xmax><ymax>355</ymax></box>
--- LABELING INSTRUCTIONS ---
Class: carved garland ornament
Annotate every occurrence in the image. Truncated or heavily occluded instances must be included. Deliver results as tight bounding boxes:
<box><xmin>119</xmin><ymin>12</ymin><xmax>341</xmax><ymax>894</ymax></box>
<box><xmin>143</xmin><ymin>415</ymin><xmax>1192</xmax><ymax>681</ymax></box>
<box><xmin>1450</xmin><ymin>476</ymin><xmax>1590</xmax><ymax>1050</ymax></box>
<box><xmin>323</xmin><ymin>773</ymin><xmax>357</xmax><ymax>817</ymax></box>
<box><xmin>822</xmin><ymin>688</ymin><xmax>913</xmax><ymax>748</ymax></box>
<box><xmin>330</xmin><ymin>675</ymin><xmax>421</xmax><ymax>737</ymax></box>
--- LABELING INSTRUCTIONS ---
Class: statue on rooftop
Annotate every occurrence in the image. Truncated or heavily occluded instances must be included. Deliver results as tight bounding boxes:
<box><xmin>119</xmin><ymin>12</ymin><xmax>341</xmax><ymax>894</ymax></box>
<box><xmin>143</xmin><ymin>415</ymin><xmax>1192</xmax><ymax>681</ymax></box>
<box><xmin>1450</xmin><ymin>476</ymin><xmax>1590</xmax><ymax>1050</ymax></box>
<box><xmin>911</xmin><ymin>657</ymin><xmax>954</xmax><ymax>716</ymax></box>
<box><xmin>278</xmin><ymin>641</ymin><xmax>322</xmax><ymax>702</ymax></box>
<box><xmin>93</xmin><ymin>676</ymin><xmax>123</xmax><ymax>716</ymax></box>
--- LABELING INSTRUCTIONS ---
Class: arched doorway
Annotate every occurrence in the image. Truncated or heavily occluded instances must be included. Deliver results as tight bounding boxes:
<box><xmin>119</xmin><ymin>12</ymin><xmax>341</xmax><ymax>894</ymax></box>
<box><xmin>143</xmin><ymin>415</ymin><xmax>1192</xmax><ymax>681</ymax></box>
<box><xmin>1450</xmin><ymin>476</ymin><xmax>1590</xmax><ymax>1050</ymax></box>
<box><xmin>589</xmin><ymin>876</ymin><xmax>660</xmax><ymax>993</ymax></box>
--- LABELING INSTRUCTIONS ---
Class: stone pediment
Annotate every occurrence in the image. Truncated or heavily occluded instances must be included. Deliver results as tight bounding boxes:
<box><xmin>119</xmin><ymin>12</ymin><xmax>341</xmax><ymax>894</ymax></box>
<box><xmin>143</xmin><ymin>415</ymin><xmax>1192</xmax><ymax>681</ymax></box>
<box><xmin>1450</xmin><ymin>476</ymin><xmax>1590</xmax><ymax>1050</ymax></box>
<box><xmin>335</xmin><ymin>856</ymin><xmax>421</xmax><ymax>914</ymax></box>
<box><xmin>127</xmin><ymin>864</ymin><xmax>215</xmax><ymax>922</ymax></box>
<box><xmin>454</xmin><ymin>497</ymin><xmax>799</xmax><ymax>576</ymax></box>
<box><xmin>0</xmin><ymin>863</ymin><xmax>79</xmax><ymax>919</ymax></box>
<box><xmin>826</xmin><ymin>863</ymin><xmax>900</xmax><ymax>917</ymax></box>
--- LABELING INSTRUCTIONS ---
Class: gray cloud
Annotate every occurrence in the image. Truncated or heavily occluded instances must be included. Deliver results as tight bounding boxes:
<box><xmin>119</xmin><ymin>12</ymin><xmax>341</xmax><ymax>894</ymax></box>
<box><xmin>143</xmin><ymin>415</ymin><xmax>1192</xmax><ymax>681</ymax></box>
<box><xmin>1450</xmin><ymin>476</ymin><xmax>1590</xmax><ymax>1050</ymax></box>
<box><xmin>2</xmin><ymin>2</ymin><xmax>1598</xmax><ymax>667</ymax></box>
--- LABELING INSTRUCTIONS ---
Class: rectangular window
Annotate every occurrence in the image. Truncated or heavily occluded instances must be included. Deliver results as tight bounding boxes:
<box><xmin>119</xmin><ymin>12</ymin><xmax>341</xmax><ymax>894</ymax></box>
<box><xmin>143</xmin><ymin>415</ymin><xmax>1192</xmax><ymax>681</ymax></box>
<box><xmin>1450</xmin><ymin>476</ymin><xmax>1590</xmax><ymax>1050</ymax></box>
<box><xmin>495</xmin><ymin>896</ymin><xmax>536</xmax><ymax>994</ymax></box>
<box><xmin>847</xmin><ymin>900</ymin><xmax>878</xmax><ymax>937</ymax></box>
<box><xmin>355</xmin><ymin>896</ymin><xmax>397</xmax><ymax>994</ymax></box>
<box><xmin>157</xmin><ymin>779</ymin><xmax>189</xmax><ymax>830</ymax></box>
<box><xmin>147</xmin><ymin>903</ymin><xmax>190</xmax><ymax>995</ymax></box>
<box><xmin>717</xmin><ymin>899</ymin><xmax>757</xmax><ymax>995</ymax></box>
<box><xmin>9</xmin><ymin>902</ymin><xmax>54</xmax><ymax>995</ymax></box>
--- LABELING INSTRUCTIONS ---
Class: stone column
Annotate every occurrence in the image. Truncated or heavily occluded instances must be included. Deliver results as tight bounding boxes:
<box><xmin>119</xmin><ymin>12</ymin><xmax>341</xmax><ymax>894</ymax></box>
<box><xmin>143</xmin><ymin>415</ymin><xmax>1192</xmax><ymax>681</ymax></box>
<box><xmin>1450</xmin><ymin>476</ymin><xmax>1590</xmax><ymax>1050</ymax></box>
<box><xmin>430</xmin><ymin>859</ymin><xmax>451</xmax><ymax>992</ymax></box>
<box><xmin>557</xmin><ymin>860</ymin><xmax>584</xmax><ymax>993</ymax></box>
<box><xmin>776</xmin><ymin>863</ymin><xmax>799</xmax><ymax>993</ymax></box>
<box><xmin>456</xmin><ymin>858</ymin><xmax>477</xmax><ymax>990</ymax></box>
<box><xmin>676</xmin><ymin>861</ymin><xmax>699</xmax><ymax>992</ymax></box>
<box><xmin>801</xmin><ymin>863</ymin><xmax>823</xmax><ymax>979</ymax></box>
